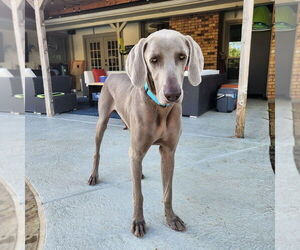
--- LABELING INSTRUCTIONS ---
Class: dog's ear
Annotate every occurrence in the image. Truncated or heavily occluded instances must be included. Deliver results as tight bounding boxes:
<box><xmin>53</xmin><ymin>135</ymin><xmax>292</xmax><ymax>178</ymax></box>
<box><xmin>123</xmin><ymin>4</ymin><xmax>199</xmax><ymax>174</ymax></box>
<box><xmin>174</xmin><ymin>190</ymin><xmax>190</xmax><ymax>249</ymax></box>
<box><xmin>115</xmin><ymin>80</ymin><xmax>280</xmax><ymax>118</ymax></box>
<box><xmin>125</xmin><ymin>38</ymin><xmax>147</xmax><ymax>88</ymax></box>
<box><xmin>185</xmin><ymin>35</ymin><xmax>204</xmax><ymax>86</ymax></box>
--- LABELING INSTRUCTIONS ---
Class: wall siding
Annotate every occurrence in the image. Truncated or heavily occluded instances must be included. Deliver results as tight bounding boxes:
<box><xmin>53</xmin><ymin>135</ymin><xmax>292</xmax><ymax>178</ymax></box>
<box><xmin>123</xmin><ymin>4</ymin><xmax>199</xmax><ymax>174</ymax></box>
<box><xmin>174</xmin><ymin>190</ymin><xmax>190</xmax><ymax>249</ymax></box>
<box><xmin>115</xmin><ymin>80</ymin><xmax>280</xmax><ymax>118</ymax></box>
<box><xmin>290</xmin><ymin>4</ymin><xmax>300</xmax><ymax>100</ymax></box>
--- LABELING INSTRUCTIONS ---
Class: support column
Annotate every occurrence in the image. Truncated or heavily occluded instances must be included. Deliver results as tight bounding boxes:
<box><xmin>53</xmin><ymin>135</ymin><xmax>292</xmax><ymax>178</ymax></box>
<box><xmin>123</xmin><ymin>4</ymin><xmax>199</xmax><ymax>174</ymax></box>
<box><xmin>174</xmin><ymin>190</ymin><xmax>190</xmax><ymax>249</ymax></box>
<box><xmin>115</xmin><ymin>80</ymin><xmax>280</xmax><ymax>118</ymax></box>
<box><xmin>110</xmin><ymin>22</ymin><xmax>127</xmax><ymax>70</ymax></box>
<box><xmin>2</xmin><ymin>0</ymin><xmax>25</xmax><ymax>95</ymax></box>
<box><xmin>235</xmin><ymin>0</ymin><xmax>254</xmax><ymax>138</ymax></box>
<box><xmin>34</xmin><ymin>0</ymin><xmax>54</xmax><ymax>117</ymax></box>
<box><xmin>12</xmin><ymin>0</ymin><xmax>25</xmax><ymax>93</ymax></box>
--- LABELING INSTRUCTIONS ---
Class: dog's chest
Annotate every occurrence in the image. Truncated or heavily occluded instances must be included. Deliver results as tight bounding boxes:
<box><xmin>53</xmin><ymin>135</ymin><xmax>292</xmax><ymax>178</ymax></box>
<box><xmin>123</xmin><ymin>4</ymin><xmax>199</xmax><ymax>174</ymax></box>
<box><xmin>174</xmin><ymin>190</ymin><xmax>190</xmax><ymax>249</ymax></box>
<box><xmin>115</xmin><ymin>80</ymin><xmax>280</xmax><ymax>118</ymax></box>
<box><xmin>151</xmin><ymin>113</ymin><xmax>179</xmax><ymax>143</ymax></box>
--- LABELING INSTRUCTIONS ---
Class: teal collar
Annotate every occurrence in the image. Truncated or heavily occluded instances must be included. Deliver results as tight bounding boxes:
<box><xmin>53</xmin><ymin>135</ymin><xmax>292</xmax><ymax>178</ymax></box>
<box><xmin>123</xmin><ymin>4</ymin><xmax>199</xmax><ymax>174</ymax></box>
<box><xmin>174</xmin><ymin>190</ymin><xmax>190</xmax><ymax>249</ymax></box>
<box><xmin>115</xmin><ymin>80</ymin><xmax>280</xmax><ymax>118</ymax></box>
<box><xmin>144</xmin><ymin>82</ymin><xmax>170</xmax><ymax>107</ymax></box>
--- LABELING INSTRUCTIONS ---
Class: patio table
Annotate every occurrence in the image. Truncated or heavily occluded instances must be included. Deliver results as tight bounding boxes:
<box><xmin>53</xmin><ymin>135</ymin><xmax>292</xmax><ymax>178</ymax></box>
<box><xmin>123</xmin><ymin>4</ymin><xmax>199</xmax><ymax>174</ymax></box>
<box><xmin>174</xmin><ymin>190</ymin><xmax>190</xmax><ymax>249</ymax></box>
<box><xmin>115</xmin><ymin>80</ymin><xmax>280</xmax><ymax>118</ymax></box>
<box><xmin>87</xmin><ymin>82</ymin><xmax>104</xmax><ymax>106</ymax></box>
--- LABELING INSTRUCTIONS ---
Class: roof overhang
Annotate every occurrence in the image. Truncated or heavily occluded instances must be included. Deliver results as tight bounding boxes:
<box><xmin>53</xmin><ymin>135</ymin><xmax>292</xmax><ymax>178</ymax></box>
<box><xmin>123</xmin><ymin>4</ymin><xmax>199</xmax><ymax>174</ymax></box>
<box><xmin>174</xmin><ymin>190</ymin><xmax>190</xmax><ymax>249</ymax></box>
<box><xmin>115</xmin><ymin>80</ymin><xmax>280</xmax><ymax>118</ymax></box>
<box><xmin>45</xmin><ymin>0</ymin><xmax>274</xmax><ymax>31</ymax></box>
<box><xmin>276</xmin><ymin>0</ymin><xmax>300</xmax><ymax>4</ymax></box>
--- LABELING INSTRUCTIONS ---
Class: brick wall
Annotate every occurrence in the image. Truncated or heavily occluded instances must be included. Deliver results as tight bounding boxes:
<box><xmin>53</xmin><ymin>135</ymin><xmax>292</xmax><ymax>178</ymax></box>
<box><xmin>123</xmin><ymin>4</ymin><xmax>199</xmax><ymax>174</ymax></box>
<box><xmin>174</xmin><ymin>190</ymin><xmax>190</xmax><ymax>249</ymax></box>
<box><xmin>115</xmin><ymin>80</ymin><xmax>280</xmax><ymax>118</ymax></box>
<box><xmin>267</xmin><ymin>25</ymin><xmax>276</xmax><ymax>101</ymax></box>
<box><xmin>169</xmin><ymin>13</ymin><xmax>220</xmax><ymax>69</ymax></box>
<box><xmin>290</xmin><ymin>4</ymin><xmax>300</xmax><ymax>100</ymax></box>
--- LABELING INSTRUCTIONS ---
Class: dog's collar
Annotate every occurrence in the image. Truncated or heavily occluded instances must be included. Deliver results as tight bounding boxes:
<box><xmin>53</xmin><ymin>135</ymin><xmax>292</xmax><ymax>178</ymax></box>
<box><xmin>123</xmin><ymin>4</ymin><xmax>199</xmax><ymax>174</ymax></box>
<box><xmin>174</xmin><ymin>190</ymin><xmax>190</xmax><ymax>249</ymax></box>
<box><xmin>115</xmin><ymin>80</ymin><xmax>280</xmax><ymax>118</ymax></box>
<box><xmin>144</xmin><ymin>82</ymin><xmax>170</xmax><ymax>107</ymax></box>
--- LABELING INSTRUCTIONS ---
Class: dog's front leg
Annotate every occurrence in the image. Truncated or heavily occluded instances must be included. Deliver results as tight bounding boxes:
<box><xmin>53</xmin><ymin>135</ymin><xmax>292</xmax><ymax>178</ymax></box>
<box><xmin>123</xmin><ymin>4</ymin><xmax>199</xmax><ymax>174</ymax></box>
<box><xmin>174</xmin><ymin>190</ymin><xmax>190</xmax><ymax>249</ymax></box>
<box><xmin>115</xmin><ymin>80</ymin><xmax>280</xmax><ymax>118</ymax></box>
<box><xmin>159</xmin><ymin>145</ymin><xmax>186</xmax><ymax>231</ymax></box>
<box><xmin>130</xmin><ymin>147</ymin><xmax>147</xmax><ymax>238</ymax></box>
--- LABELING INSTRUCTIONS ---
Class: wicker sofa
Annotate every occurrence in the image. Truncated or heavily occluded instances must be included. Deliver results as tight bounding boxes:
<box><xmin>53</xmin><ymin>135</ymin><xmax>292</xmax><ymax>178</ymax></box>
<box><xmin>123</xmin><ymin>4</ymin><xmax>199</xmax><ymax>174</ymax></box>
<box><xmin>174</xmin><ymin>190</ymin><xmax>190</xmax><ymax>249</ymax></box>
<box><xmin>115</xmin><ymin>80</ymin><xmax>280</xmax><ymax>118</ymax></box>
<box><xmin>0</xmin><ymin>76</ymin><xmax>24</xmax><ymax>113</ymax></box>
<box><xmin>25</xmin><ymin>75</ymin><xmax>77</xmax><ymax>114</ymax></box>
<box><xmin>182</xmin><ymin>70</ymin><xmax>226</xmax><ymax>117</ymax></box>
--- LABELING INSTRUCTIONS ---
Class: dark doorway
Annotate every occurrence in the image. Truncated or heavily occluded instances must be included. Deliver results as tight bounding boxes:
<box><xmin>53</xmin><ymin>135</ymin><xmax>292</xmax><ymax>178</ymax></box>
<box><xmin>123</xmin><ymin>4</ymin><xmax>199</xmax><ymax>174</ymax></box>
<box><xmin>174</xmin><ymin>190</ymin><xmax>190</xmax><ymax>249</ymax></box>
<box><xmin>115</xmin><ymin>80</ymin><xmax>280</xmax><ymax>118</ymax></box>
<box><xmin>224</xmin><ymin>21</ymin><xmax>272</xmax><ymax>97</ymax></box>
<box><xmin>248</xmin><ymin>30</ymin><xmax>272</xmax><ymax>98</ymax></box>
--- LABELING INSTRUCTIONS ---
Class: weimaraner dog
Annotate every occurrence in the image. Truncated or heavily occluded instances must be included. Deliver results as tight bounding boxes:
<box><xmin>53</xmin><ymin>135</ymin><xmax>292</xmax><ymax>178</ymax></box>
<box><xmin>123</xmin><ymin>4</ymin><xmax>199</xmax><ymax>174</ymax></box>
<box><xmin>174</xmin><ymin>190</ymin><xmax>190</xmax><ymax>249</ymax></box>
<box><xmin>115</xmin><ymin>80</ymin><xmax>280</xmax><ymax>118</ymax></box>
<box><xmin>88</xmin><ymin>29</ymin><xmax>204</xmax><ymax>237</ymax></box>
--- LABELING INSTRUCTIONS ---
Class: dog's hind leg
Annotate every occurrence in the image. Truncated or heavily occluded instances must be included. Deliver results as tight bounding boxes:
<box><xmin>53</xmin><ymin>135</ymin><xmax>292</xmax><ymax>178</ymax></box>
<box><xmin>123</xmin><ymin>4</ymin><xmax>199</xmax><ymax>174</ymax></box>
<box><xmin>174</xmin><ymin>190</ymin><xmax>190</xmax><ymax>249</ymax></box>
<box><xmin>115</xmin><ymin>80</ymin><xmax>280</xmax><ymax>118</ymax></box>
<box><xmin>88</xmin><ymin>87</ymin><xmax>114</xmax><ymax>185</ymax></box>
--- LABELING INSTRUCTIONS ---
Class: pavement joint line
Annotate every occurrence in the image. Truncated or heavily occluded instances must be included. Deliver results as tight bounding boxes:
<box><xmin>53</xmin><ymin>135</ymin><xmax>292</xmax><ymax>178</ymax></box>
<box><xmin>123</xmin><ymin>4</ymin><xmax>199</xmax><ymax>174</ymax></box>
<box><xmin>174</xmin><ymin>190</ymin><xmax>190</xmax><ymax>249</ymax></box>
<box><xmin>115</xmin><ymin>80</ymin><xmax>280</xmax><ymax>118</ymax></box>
<box><xmin>53</xmin><ymin>117</ymin><xmax>121</xmax><ymax>128</ymax></box>
<box><xmin>0</xmin><ymin>112</ymin><xmax>24</xmax><ymax>119</ymax></box>
<box><xmin>194</xmin><ymin>144</ymin><xmax>269</xmax><ymax>164</ymax></box>
<box><xmin>26</xmin><ymin>115</ymin><xmax>269</xmax><ymax>144</ymax></box>
<box><xmin>181</xmin><ymin>131</ymin><xmax>269</xmax><ymax>144</ymax></box>
<box><xmin>183</xmin><ymin>117</ymin><xmax>269</xmax><ymax>123</ymax></box>
<box><xmin>53</xmin><ymin>115</ymin><xmax>269</xmax><ymax>125</ymax></box>
<box><xmin>41</xmin><ymin>184</ymin><xmax>121</xmax><ymax>205</ymax></box>
<box><xmin>39</xmin><ymin>144</ymin><xmax>269</xmax><ymax>205</ymax></box>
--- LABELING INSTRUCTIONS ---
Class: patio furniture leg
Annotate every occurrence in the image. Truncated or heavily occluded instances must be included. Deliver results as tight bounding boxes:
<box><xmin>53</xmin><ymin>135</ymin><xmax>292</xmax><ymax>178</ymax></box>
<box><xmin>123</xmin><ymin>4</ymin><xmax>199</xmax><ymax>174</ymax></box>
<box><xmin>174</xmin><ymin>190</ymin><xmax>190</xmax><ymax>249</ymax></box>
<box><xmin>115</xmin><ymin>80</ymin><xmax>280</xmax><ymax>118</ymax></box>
<box><xmin>88</xmin><ymin>86</ymin><xmax>96</xmax><ymax>107</ymax></box>
<box><xmin>88</xmin><ymin>87</ymin><xmax>93</xmax><ymax>106</ymax></box>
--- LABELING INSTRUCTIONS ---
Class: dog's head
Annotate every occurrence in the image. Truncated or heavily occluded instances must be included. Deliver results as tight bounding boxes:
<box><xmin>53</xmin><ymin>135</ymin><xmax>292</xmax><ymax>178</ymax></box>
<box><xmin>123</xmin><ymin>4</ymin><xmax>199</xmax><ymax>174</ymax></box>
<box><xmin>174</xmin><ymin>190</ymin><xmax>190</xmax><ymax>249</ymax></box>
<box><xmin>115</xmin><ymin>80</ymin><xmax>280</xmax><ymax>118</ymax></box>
<box><xmin>126</xmin><ymin>29</ymin><xmax>204</xmax><ymax>105</ymax></box>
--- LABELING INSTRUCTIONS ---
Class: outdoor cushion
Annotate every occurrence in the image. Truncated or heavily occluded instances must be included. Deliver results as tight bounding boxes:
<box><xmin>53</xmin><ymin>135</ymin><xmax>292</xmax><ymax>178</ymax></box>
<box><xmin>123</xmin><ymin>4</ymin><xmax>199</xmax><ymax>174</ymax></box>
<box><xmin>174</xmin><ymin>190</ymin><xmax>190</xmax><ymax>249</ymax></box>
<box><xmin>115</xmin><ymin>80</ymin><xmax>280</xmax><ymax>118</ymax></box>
<box><xmin>221</xmin><ymin>84</ymin><xmax>238</xmax><ymax>89</ymax></box>
<box><xmin>36</xmin><ymin>92</ymin><xmax>65</xmax><ymax>98</ymax></box>
<box><xmin>14</xmin><ymin>94</ymin><xmax>24</xmax><ymax>99</ymax></box>
<box><xmin>92</xmin><ymin>69</ymin><xmax>107</xmax><ymax>82</ymax></box>
<box><xmin>25</xmin><ymin>68</ymin><xmax>37</xmax><ymax>78</ymax></box>
<box><xmin>84</xmin><ymin>71</ymin><xmax>94</xmax><ymax>85</ymax></box>
<box><xmin>0</xmin><ymin>68</ymin><xmax>13</xmax><ymax>77</ymax></box>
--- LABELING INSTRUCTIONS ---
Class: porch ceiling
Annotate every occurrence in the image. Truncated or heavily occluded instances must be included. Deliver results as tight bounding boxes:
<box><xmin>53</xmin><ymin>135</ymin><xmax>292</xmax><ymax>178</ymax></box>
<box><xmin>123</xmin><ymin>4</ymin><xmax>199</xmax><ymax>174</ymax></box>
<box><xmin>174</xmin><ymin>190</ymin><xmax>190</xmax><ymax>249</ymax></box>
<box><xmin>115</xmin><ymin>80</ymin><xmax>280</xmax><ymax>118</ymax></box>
<box><xmin>45</xmin><ymin>0</ymin><xmax>274</xmax><ymax>31</ymax></box>
<box><xmin>45</xmin><ymin>0</ymin><xmax>143</xmax><ymax>18</ymax></box>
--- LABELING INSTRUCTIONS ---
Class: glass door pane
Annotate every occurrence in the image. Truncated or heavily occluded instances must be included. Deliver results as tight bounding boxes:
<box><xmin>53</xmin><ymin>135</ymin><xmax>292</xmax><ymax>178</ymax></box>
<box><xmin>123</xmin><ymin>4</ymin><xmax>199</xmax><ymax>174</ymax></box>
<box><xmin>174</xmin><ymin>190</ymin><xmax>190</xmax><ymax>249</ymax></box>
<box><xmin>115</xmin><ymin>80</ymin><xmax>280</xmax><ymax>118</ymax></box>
<box><xmin>104</xmin><ymin>38</ymin><xmax>120</xmax><ymax>71</ymax></box>
<box><xmin>227</xmin><ymin>24</ymin><xmax>242</xmax><ymax>80</ymax></box>
<box><xmin>86</xmin><ymin>38</ymin><xmax>102</xmax><ymax>70</ymax></box>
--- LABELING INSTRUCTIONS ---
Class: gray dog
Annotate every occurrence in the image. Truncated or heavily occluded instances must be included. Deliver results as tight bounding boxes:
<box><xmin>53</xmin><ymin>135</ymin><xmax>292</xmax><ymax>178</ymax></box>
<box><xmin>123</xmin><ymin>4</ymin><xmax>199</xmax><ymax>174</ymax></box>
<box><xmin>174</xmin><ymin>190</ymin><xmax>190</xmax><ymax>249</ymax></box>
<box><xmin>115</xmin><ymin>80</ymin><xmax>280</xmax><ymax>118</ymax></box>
<box><xmin>88</xmin><ymin>29</ymin><xmax>204</xmax><ymax>237</ymax></box>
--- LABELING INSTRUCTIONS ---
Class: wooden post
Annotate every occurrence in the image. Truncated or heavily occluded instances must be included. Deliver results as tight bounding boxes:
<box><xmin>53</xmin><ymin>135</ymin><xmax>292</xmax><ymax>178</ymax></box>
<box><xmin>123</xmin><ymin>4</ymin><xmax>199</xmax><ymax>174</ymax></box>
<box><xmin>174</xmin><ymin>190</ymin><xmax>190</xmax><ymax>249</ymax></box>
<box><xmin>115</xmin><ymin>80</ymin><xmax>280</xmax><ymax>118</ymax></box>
<box><xmin>110</xmin><ymin>22</ymin><xmax>127</xmax><ymax>70</ymax></box>
<box><xmin>26</xmin><ymin>0</ymin><xmax>34</xmax><ymax>8</ymax></box>
<box><xmin>2</xmin><ymin>0</ymin><xmax>26</xmax><ymax>95</ymax></box>
<box><xmin>11</xmin><ymin>0</ymin><xmax>25</xmax><ymax>93</ymax></box>
<box><xmin>235</xmin><ymin>0</ymin><xmax>254</xmax><ymax>138</ymax></box>
<box><xmin>1</xmin><ymin>0</ymin><xmax>11</xmax><ymax>8</ymax></box>
<box><xmin>34</xmin><ymin>0</ymin><xmax>54</xmax><ymax>117</ymax></box>
<box><xmin>116</xmin><ymin>23</ymin><xmax>123</xmax><ymax>70</ymax></box>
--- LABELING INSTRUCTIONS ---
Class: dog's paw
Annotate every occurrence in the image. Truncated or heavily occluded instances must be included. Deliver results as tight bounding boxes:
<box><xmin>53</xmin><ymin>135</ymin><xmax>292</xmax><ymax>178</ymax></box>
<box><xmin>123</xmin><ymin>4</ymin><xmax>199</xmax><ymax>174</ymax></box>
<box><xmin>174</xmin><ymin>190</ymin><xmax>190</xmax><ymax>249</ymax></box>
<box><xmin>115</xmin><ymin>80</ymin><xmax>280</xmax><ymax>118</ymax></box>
<box><xmin>131</xmin><ymin>219</ymin><xmax>146</xmax><ymax>238</ymax></box>
<box><xmin>166</xmin><ymin>215</ymin><xmax>186</xmax><ymax>232</ymax></box>
<box><xmin>88</xmin><ymin>175</ymin><xmax>98</xmax><ymax>186</ymax></box>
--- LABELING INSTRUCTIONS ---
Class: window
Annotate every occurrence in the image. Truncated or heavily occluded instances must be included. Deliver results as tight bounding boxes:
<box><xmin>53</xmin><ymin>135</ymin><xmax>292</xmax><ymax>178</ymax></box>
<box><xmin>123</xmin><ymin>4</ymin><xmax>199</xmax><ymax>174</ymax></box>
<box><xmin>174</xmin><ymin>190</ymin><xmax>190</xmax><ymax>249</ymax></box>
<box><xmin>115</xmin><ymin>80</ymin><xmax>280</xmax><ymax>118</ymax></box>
<box><xmin>89</xmin><ymin>41</ymin><xmax>102</xmax><ymax>69</ymax></box>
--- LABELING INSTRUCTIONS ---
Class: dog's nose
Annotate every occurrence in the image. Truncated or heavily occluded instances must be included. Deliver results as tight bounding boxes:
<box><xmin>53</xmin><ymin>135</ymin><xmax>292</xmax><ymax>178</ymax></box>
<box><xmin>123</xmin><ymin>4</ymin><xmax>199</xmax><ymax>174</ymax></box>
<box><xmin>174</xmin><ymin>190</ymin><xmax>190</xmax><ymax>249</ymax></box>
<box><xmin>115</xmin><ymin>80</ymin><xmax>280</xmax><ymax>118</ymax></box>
<box><xmin>164</xmin><ymin>89</ymin><xmax>181</xmax><ymax>102</ymax></box>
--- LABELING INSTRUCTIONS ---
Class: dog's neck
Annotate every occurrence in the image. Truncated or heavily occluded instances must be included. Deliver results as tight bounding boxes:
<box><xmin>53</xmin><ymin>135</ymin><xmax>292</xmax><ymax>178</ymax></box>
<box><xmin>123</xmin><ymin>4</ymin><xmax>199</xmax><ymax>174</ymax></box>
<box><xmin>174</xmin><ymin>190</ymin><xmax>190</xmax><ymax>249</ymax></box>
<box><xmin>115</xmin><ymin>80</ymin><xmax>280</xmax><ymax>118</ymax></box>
<box><xmin>147</xmin><ymin>72</ymin><xmax>156</xmax><ymax>94</ymax></box>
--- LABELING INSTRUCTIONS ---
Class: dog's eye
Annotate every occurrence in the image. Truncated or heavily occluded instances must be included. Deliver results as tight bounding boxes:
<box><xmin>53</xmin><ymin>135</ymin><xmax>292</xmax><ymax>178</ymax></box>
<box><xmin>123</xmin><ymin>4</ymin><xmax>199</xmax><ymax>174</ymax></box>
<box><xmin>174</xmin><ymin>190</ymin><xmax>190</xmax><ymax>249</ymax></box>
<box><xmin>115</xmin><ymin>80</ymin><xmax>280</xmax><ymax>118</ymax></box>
<box><xmin>150</xmin><ymin>58</ymin><xmax>158</xmax><ymax>64</ymax></box>
<box><xmin>179</xmin><ymin>55</ymin><xmax>186</xmax><ymax>60</ymax></box>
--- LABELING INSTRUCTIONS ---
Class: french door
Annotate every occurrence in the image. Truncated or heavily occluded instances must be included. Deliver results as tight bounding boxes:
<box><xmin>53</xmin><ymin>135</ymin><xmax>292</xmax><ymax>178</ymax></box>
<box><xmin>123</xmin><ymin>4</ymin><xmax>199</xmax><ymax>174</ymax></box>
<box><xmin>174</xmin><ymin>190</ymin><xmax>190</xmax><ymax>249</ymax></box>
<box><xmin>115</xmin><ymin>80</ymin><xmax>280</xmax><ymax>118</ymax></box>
<box><xmin>85</xmin><ymin>35</ymin><xmax>120</xmax><ymax>71</ymax></box>
<box><xmin>103</xmin><ymin>37</ymin><xmax>120</xmax><ymax>71</ymax></box>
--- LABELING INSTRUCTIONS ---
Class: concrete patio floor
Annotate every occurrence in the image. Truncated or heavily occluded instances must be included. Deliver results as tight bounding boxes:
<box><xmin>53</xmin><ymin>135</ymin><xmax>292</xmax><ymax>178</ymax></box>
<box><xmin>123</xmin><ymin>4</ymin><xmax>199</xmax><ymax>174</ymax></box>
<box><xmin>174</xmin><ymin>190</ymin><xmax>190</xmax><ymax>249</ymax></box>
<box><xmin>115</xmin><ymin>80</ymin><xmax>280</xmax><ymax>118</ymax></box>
<box><xmin>0</xmin><ymin>113</ymin><xmax>25</xmax><ymax>250</ymax></box>
<box><xmin>276</xmin><ymin>99</ymin><xmax>300</xmax><ymax>249</ymax></box>
<box><xmin>25</xmin><ymin>99</ymin><xmax>274</xmax><ymax>249</ymax></box>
